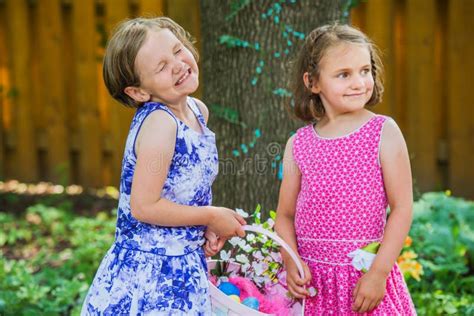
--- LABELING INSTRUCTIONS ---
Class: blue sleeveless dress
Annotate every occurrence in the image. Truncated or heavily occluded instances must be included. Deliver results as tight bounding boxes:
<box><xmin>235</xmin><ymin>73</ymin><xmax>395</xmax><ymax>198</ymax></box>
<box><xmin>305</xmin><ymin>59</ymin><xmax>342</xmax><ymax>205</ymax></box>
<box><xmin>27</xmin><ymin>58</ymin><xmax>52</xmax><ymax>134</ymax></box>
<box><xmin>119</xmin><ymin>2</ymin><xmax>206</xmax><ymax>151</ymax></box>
<box><xmin>81</xmin><ymin>98</ymin><xmax>218</xmax><ymax>315</ymax></box>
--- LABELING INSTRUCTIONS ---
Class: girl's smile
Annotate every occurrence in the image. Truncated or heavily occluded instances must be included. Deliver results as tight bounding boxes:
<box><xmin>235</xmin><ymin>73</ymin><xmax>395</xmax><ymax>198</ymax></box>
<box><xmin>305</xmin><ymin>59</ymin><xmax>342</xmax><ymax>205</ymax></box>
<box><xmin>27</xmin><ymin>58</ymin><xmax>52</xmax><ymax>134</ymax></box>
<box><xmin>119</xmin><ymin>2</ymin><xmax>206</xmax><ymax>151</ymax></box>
<box><xmin>133</xmin><ymin>28</ymin><xmax>199</xmax><ymax>106</ymax></box>
<box><xmin>175</xmin><ymin>68</ymin><xmax>191</xmax><ymax>86</ymax></box>
<box><xmin>310</xmin><ymin>42</ymin><xmax>374</xmax><ymax>116</ymax></box>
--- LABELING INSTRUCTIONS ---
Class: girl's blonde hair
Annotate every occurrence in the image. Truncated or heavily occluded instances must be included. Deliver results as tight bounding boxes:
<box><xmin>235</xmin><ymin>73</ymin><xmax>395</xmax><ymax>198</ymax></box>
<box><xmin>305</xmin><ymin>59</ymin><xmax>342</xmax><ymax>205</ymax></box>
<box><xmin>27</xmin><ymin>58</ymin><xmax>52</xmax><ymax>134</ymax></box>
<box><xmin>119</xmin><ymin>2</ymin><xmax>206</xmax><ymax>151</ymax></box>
<box><xmin>291</xmin><ymin>24</ymin><xmax>384</xmax><ymax>122</ymax></box>
<box><xmin>103</xmin><ymin>17</ymin><xmax>199</xmax><ymax>108</ymax></box>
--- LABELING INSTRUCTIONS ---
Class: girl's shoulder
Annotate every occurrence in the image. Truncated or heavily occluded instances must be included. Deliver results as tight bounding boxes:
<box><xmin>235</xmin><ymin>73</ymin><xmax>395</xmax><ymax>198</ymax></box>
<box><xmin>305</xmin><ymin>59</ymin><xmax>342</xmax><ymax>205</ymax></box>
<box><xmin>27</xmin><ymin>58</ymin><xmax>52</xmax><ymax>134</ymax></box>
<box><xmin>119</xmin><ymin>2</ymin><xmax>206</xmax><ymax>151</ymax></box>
<box><xmin>189</xmin><ymin>97</ymin><xmax>209</xmax><ymax>123</ymax></box>
<box><xmin>291</xmin><ymin>124</ymin><xmax>315</xmax><ymax>158</ymax></box>
<box><xmin>295</xmin><ymin>123</ymin><xmax>315</xmax><ymax>137</ymax></box>
<box><xmin>134</xmin><ymin>105</ymin><xmax>178</xmax><ymax>153</ymax></box>
<box><xmin>135</xmin><ymin>102</ymin><xmax>178</xmax><ymax>130</ymax></box>
<box><xmin>380</xmin><ymin>115</ymin><xmax>404</xmax><ymax>142</ymax></box>
<box><xmin>128</xmin><ymin>103</ymin><xmax>178</xmax><ymax>160</ymax></box>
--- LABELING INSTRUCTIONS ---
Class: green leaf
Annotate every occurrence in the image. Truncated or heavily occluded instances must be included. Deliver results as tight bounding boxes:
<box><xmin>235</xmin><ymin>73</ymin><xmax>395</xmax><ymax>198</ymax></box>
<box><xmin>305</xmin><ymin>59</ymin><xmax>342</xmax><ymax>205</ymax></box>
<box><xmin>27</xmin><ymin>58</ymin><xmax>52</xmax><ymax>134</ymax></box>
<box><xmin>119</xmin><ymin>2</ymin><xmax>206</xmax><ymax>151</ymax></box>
<box><xmin>269</xmin><ymin>210</ymin><xmax>276</xmax><ymax>220</ymax></box>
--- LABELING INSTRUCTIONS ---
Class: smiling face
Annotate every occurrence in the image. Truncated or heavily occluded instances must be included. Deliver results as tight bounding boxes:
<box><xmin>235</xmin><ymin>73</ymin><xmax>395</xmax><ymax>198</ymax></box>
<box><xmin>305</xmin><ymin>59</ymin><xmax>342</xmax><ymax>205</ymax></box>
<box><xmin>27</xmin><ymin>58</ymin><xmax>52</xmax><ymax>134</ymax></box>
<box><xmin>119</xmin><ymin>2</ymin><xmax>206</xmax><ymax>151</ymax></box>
<box><xmin>128</xmin><ymin>28</ymin><xmax>199</xmax><ymax>106</ymax></box>
<box><xmin>309</xmin><ymin>42</ymin><xmax>374</xmax><ymax>115</ymax></box>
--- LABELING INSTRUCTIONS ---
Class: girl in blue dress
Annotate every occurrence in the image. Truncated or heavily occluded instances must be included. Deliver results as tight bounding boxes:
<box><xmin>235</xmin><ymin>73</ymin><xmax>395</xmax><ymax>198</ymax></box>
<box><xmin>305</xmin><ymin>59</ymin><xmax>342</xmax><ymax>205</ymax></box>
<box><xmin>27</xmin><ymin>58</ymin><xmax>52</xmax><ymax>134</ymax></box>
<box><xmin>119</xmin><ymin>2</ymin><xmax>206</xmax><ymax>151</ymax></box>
<box><xmin>81</xmin><ymin>17</ymin><xmax>246</xmax><ymax>315</ymax></box>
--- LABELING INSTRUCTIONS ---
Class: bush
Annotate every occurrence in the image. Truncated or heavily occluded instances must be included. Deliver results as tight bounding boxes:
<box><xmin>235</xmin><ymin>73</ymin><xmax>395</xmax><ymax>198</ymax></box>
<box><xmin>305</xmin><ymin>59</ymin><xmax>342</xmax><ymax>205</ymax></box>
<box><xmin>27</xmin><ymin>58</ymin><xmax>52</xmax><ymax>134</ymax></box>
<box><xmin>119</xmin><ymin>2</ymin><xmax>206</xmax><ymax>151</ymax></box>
<box><xmin>0</xmin><ymin>203</ymin><xmax>115</xmax><ymax>315</ymax></box>
<box><xmin>0</xmin><ymin>191</ymin><xmax>473</xmax><ymax>315</ymax></box>
<box><xmin>407</xmin><ymin>192</ymin><xmax>474</xmax><ymax>314</ymax></box>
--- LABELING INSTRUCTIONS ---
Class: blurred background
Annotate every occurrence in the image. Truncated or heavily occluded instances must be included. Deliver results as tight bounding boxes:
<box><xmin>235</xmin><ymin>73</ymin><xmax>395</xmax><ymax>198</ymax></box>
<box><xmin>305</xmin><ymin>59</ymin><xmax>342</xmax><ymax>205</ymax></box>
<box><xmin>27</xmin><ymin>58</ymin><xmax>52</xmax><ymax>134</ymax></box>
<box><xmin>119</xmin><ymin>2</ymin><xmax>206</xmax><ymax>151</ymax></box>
<box><xmin>0</xmin><ymin>0</ymin><xmax>472</xmax><ymax>200</ymax></box>
<box><xmin>0</xmin><ymin>1</ymin><xmax>473</xmax><ymax>315</ymax></box>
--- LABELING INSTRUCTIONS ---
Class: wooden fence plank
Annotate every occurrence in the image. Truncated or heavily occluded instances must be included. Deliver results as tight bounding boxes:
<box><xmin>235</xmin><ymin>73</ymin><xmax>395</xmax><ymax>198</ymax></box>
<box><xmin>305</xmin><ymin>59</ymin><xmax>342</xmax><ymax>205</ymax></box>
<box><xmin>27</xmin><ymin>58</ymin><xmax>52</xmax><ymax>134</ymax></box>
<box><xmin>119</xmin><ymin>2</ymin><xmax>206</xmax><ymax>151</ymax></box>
<box><xmin>30</xmin><ymin>3</ymin><xmax>45</xmax><ymax>180</ymax></box>
<box><xmin>392</xmin><ymin>0</ymin><xmax>407</xmax><ymax>133</ymax></box>
<box><xmin>166</xmin><ymin>0</ymin><xmax>202</xmax><ymax>98</ymax></box>
<box><xmin>447</xmin><ymin>0</ymin><xmax>474</xmax><ymax>197</ymax></box>
<box><xmin>95</xmin><ymin>2</ymin><xmax>110</xmax><ymax>184</ymax></box>
<box><xmin>0</xmin><ymin>3</ymin><xmax>7</xmax><ymax>180</ymax></box>
<box><xmin>365</xmin><ymin>0</ymin><xmax>395</xmax><ymax>116</ymax></box>
<box><xmin>350</xmin><ymin>1</ymin><xmax>366</xmax><ymax>31</ymax></box>
<box><xmin>73</xmin><ymin>0</ymin><xmax>101</xmax><ymax>187</ymax></box>
<box><xmin>37</xmin><ymin>0</ymin><xmax>68</xmax><ymax>183</ymax></box>
<box><xmin>406</xmin><ymin>0</ymin><xmax>440</xmax><ymax>193</ymax></box>
<box><xmin>5</xmin><ymin>0</ymin><xmax>37</xmax><ymax>182</ymax></box>
<box><xmin>138</xmin><ymin>0</ymin><xmax>164</xmax><ymax>16</ymax></box>
<box><xmin>104</xmin><ymin>0</ymin><xmax>134</xmax><ymax>186</ymax></box>
<box><xmin>61</xmin><ymin>1</ymin><xmax>80</xmax><ymax>183</ymax></box>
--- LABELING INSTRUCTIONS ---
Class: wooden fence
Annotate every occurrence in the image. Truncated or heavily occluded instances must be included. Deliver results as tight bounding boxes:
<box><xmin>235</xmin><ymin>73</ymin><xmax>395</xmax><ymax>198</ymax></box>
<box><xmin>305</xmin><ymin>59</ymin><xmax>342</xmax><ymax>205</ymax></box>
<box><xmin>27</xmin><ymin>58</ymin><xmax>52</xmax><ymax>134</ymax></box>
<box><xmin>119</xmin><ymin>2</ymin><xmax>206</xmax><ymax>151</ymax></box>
<box><xmin>0</xmin><ymin>0</ymin><xmax>473</xmax><ymax>198</ymax></box>
<box><xmin>352</xmin><ymin>0</ymin><xmax>473</xmax><ymax>198</ymax></box>
<box><xmin>0</xmin><ymin>0</ymin><xmax>200</xmax><ymax>188</ymax></box>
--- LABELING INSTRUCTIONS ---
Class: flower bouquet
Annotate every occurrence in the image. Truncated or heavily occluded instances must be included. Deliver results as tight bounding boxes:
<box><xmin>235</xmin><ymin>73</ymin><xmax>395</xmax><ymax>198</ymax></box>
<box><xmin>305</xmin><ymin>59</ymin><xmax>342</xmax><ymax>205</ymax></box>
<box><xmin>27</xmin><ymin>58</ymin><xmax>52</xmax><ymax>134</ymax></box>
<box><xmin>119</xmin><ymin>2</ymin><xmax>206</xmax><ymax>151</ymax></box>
<box><xmin>208</xmin><ymin>206</ymin><xmax>305</xmax><ymax>316</ymax></box>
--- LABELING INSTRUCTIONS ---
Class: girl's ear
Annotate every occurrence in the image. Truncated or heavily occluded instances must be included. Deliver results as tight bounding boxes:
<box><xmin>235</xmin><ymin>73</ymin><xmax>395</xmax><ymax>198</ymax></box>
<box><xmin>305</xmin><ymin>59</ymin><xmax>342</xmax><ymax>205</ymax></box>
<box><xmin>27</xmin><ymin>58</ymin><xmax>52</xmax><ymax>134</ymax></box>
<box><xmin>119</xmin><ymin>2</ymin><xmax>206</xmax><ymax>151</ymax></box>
<box><xmin>124</xmin><ymin>86</ymin><xmax>151</xmax><ymax>103</ymax></box>
<box><xmin>303</xmin><ymin>72</ymin><xmax>320</xmax><ymax>94</ymax></box>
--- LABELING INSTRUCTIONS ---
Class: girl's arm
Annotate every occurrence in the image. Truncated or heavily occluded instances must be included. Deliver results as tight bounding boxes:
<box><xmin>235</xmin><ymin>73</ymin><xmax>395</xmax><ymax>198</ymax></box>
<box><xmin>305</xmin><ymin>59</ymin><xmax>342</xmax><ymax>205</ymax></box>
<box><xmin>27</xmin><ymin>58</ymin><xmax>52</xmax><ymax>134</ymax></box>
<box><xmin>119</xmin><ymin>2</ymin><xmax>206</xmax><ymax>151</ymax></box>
<box><xmin>275</xmin><ymin>135</ymin><xmax>311</xmax><ymax>298</ymax></box>
<box><xmin>130</xmin><ymin>110</ymin><xmax>245</xmax><ymax>238</ymax></box>
<box><xmin>352</xmin><ymin>118</ymin><xmax>413</xmax><ymax>313</ymax></box>
<box><xmin>372</xmin><ymin>118</ymin><xmax>413</xmax><ymax>276</ymax></box>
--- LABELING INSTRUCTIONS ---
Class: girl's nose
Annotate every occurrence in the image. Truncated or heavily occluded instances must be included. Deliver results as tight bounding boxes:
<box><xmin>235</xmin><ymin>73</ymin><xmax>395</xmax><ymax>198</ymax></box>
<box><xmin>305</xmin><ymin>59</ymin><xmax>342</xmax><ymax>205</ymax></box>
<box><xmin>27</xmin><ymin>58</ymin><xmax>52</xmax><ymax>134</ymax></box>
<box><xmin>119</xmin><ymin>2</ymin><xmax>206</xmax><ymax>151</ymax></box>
<box><xmin>172</xmin><ymin>61</ymin><xmax>185</xmax><ymax>74</ymax></box>
<box><xmin>351</xmin><ymin>75</ymin><xmax>365</xmax><ymax>89</ymax></box>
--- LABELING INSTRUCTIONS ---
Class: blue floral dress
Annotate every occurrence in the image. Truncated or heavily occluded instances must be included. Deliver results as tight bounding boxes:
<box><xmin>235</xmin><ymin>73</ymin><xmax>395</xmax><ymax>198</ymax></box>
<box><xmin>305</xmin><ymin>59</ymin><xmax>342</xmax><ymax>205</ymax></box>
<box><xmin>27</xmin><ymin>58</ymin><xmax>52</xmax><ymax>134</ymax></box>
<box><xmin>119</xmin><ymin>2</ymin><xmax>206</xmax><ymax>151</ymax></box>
<box><xmin>81</xmin><ymin>98</ymin><xmax>218</xmax><ymax>315</ymax></box>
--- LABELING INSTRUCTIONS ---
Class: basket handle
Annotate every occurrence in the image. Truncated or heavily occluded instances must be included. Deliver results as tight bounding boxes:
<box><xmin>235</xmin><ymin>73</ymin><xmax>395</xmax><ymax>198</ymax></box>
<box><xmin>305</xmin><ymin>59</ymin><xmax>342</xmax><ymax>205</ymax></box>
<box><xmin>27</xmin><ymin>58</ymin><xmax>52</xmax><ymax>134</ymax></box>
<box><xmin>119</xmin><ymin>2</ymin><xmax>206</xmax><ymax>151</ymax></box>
<box><xmin>242</xmin><ymin>224</ymin><xmax>305</xmax><ymax>280</ymax></box>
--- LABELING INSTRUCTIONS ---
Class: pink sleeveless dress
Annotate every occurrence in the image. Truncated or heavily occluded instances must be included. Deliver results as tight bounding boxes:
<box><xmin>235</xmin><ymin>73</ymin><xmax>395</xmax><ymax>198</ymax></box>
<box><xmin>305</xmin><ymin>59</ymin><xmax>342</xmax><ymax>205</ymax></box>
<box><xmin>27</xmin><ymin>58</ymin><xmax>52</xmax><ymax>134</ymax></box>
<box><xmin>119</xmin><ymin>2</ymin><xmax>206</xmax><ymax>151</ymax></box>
<box><xmin>293</xmin><ymin>115</ymin><xmax>416</xmax><ymax>315</ymax></box>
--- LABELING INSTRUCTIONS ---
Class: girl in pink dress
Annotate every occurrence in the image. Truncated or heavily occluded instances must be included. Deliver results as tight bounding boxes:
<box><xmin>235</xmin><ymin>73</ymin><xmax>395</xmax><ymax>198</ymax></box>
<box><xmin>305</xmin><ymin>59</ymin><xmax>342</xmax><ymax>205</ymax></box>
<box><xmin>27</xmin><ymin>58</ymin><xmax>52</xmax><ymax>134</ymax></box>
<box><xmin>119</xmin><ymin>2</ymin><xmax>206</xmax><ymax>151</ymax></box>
<box><xmin>275</xmin><ymin>24</ymin><xmax>416</xmax><ymax>315</ymax></box>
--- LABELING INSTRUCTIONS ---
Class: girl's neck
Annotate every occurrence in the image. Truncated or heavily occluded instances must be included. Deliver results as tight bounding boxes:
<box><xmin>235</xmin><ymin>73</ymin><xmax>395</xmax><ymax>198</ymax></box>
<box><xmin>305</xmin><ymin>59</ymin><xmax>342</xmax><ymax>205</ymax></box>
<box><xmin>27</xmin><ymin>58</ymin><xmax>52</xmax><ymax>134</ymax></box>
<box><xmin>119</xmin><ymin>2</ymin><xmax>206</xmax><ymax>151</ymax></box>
<box><xmin>163</xmin><ymin>96</ymin><xmax>197</xmax><ymax>124</ymax></box>
<box><xmin>320</xmin><ymin>108</ymin><xmax>370</xmax><ymax>125</ymax></box>
<box><xmin>315</xmin><ymin>109</ymin><xmax>375</xmax><ymax>139</ymax></box>
<box><xmin>152</xmin><ymin>96</ymin><xmax>189</xmax><ymax>115</ymax></box>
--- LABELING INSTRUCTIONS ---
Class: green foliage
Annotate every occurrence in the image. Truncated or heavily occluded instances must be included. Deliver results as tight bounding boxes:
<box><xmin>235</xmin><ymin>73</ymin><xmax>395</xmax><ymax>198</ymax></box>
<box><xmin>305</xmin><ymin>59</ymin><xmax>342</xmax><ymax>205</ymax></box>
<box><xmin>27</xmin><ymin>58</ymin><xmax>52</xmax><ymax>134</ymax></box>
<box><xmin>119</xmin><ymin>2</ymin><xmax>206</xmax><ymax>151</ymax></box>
<box><xmin>218</xmin><ymin>35</ymin><xmax>260</xmax><ymax>50</ymax></box>
<box><xmin>226</xmin><ymin>0</ymin><xmax>251</xmax><ymax>21</ymax></box>
<box><xmin>208</xmin><ymin>103</ymin><xmax>247</xmax><ymax>127</ymax></box>
<box><xmin>0</xmin><ymin>204</ymin><xmax>115</xmax><ymax>315</ymax></box>
<box><xmin>407</xmin><ymin>192</ymin><xmax>474</xmax><ymax>314</ymax></box>
<box><xmin>0</xmin><ymin>192</ymin><xmax>473</xmax><ymax>314</ymax></box>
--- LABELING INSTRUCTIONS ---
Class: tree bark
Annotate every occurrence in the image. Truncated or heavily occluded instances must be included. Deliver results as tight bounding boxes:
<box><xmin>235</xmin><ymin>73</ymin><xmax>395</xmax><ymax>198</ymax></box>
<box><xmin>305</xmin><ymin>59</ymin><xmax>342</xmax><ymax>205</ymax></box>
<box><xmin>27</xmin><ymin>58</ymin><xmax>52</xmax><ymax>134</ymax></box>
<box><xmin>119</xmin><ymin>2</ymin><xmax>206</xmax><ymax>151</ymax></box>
<box><xmin>201</xmin><ymin>0</ymin><xmax>345</xmax><ymax>213</ymax></box>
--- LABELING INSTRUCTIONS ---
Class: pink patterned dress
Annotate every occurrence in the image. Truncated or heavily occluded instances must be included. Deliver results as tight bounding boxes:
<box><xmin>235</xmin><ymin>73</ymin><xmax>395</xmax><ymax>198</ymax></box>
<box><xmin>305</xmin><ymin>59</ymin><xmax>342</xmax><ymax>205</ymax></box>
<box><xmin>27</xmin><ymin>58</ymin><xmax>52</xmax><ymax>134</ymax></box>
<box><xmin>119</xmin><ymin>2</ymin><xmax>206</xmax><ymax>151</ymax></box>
<box><xmin>293</xmin><ymin>115</ymin><xmax>416</xmax><ymax>315</ymax></box>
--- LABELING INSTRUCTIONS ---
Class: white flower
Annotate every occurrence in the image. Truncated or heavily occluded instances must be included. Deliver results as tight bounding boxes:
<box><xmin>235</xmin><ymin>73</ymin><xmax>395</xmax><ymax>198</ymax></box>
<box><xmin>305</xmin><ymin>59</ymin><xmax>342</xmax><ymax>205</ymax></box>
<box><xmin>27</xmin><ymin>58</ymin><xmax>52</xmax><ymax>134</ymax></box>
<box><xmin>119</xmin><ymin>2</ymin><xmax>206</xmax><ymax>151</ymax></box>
<box><xmin>236</xmin><ymin>254</ymin><xmax>249</xmax><ymax>264</ymax></box>
<box><xmin>254</xmin><ymin>276</ymin><xmax>266</xmax><ymax>285</ymax></box>
<box><xmin>270</xmin><ymin>251</ymin><xmax>282</xmax><ymax>262</ymax></box>
<box><xmin>347</xmin><ymin>249</ymin><xmax>376</xmax><ymax>272</ymax></box>
<box><xmin>241</xmin><ymin>263</ymin><xmax>251</xmax><ymax>274</ymax></box>
<box><xmin>237</xmin><ymin>238</ymin><xmax>247</xmax><ymax>248</ymax></box>
<box><xmin>228</xmin><ymin>237</ymin><xmax>241</xmax><ymax>246</ymax></box>
<box><xmin>253</xmin><ymin>251</ymin><xmax>264</xmax><ymax>260</ymax></box>
<box><xmin>252</xmin><ymin>262</ymin><xmax>267</xmax><ymax>276</ymax></box>
<box><xmin>246</xmin><ymin>233</ymin><xmax>256</xmax><ymax>242</ymax></box>
<box><xmin>220</xmin><ymin>250</ymin><xmax>231</xmax><ymax>261</ymax></box>
<box><xmin>235</xmin><ymin>208</ymin><xmax>249</xmax><ymax>218</ymax></box>
<box><xmin>241</xmin><ymin>244</ymin><xmax>253</xmax><ymax>253</ymax></box>
<box><xmin>254</xmin><ymin>274</ymin><xmax>272</xmax><ymax>286</ymax></box>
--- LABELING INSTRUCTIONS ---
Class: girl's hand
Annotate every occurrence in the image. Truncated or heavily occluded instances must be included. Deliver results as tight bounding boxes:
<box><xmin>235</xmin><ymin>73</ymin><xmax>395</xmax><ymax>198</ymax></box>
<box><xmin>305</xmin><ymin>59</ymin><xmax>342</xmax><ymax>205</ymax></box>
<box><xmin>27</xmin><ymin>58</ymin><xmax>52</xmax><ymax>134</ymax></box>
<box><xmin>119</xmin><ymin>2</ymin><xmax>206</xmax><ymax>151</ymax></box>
<box><xmin>206</xmin><ymin>206</ymin><xmax>246</xmax><ymax>238</ymax></box>
<box><xmin>285</xmin><ymin>259</ymin><xmax>312</xmax><ymax>299</ymax></box>
<box><xmin>203</xmin><ymin>229</ymin><xmax>227</xmax><ymax>257</ymax></box>
<box><xmin>352</xmin><ymin>270</ymin><xmax>387</xmax><ymax>313</ymax></box>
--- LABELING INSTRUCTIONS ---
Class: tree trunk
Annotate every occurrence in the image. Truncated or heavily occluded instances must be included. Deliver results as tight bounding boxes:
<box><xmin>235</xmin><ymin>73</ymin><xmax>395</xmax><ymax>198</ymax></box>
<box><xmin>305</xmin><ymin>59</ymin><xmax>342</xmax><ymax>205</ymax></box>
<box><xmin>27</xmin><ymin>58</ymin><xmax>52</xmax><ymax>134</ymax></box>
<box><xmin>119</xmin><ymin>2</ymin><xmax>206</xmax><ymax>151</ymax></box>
<box><xmin>200</xmin><ymin>0</ymin><xmax>345</xmax><ymax>213</ymax></box>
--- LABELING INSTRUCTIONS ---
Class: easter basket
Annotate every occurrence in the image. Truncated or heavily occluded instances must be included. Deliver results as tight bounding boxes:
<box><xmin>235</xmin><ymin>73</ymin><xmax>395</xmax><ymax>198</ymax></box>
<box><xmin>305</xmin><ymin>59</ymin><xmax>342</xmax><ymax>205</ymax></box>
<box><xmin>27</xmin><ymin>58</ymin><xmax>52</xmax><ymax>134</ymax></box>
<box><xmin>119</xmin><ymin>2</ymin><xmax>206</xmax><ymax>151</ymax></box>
<box><xmin>208</xmin><ymin>225</ymin><xmax>306</xmax><ymax>316</ymax></box>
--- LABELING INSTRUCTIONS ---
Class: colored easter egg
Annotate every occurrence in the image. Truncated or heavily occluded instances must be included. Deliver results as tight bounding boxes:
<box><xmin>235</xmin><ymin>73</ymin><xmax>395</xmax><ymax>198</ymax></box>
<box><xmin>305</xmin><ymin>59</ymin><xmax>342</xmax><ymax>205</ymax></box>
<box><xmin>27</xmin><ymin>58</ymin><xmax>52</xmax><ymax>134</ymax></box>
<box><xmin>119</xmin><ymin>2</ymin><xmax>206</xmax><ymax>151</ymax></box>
<box><xmin>218</xmin><ymin>282</ymin><xmax>241</xmax><ymax>296</ymax></box>
<box><xmin>228</xmin><ymin>294</ymin><xmax>241</xmax><ymax>303</ymax></box>
<box><xmin>242</xmin><ymin>297</ymin><xmax>260</xmax><ymax>310</ymax></box>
